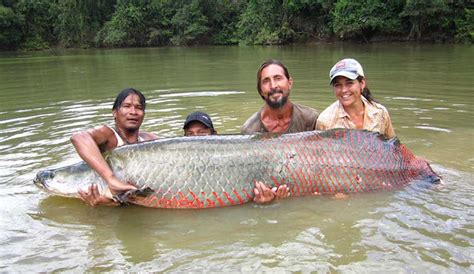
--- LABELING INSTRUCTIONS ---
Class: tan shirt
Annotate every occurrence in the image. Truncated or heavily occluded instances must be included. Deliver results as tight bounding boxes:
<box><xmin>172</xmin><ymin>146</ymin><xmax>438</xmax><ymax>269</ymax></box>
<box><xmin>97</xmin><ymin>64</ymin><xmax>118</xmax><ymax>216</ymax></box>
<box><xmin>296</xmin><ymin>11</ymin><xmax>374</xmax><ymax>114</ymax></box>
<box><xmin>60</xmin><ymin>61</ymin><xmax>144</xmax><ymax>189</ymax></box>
<box><xmin>241</xmin><ymin>103</ymin><xmax>319</xmax><ymax>134</ymax></box>
<box><xmin>316</xmin><ymin>97</ymin><xmax>395</xmax><ymax>138</ymax></box>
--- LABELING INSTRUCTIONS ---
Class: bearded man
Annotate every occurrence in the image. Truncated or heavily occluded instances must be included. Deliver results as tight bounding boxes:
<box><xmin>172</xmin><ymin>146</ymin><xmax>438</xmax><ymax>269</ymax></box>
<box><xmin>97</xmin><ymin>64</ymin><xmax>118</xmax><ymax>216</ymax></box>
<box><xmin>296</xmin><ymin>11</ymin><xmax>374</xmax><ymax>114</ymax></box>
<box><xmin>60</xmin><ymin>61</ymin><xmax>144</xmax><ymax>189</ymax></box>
<box><xmin>241</xmin><ymin>59</ymin><xmax>319</xmax><ymax>203</ymax></box>
<box><xmin>241</xmin><ymin>59</ymin><xmax>319</xmax><ymax>134</ymax></box>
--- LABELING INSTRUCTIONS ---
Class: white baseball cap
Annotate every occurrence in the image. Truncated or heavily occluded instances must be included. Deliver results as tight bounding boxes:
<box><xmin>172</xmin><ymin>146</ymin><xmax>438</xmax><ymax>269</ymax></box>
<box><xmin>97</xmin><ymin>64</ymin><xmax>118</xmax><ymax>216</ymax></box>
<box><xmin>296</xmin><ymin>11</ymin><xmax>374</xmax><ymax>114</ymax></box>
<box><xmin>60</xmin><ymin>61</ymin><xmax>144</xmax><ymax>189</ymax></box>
<box><xmin>329</xmin><ymin>58</ymin><xmax>365</xmax><ymax>84</ymax></box>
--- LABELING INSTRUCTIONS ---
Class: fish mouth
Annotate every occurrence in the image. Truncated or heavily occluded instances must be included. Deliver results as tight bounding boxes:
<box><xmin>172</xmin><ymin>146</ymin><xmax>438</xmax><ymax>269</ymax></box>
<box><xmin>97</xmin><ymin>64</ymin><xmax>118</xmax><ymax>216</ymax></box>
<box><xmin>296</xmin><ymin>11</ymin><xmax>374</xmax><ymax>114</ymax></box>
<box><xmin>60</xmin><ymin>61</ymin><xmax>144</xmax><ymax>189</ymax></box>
<box><xmin>427</xmin><ymin>174</ymin><xmax>442</xmax><ymax>184</ymax></box>
<box><xmin>33</xmin><ymin>170</ymin><xmax>54</xmax><ymax>188</ymax></box>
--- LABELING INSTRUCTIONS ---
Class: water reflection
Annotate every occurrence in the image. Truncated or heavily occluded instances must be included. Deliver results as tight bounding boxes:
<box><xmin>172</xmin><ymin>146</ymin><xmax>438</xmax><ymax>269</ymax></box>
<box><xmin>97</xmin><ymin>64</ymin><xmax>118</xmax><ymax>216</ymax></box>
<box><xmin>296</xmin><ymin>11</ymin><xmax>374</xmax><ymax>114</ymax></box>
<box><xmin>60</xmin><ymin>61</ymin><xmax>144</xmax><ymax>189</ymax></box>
<box><xmin>353</xmin><ymin>168</ymin><xmax>474</xmax><ymax>271</ymax></box>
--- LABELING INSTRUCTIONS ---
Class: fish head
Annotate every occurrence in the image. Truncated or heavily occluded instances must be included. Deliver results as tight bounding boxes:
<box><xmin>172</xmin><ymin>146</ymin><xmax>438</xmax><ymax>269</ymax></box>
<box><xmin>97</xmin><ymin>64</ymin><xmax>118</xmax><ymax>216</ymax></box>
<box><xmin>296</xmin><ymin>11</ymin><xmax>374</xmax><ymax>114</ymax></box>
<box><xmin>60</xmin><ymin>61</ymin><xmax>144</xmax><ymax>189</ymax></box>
<box><xmin>34</xmin><ymin>168</ymin><xmax>80</xmax><ymax>197</ymax></box>
<box><xmin>33</xmin><ymin>162</ymin><xmax>105</xmax><ymax>198</ymax></box>
<box><xmin>34</xmin><ymin>169</ymin><xmax>55</xmax><ymax>189</ymax></box>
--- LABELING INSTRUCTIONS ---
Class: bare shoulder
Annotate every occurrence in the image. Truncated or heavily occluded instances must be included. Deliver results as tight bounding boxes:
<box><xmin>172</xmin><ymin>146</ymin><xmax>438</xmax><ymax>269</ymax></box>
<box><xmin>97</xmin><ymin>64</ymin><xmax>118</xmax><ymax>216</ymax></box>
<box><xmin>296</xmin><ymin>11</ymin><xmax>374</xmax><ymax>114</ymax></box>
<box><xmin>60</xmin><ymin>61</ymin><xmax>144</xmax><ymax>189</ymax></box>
<box><xmin>70</xmin><ymin>124</ymin><xmax>117</xmax><ymax>151</ymax></box>
<box><xmin>85</xmin><ymin>125</ymin><xmax>117</xmax><ymax>147</ymax></box>
<box><xmin>87</xmin><ymin>125</ymin><xmax>115</xmax><ymax>140</ymax></box>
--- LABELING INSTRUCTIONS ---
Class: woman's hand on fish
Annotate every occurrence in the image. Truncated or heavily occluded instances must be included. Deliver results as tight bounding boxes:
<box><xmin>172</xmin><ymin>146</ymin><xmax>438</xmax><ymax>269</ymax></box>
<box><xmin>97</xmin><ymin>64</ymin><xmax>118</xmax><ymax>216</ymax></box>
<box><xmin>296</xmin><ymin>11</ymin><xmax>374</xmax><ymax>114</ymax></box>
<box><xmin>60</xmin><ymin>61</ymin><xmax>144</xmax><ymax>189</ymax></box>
<box><xmin>274</xmin><ymin>184</ymin><xmax>290</xmax><ymax>199</ymax></box>
<box><xmin>253</xmin><ymin>181</ymin><xmax>289</xmax><ymax>203</ymax></box>
<box><xmin>78</xmin><ymin>184</ymin><xmax>119</xmax><ymax>206</ymax></box>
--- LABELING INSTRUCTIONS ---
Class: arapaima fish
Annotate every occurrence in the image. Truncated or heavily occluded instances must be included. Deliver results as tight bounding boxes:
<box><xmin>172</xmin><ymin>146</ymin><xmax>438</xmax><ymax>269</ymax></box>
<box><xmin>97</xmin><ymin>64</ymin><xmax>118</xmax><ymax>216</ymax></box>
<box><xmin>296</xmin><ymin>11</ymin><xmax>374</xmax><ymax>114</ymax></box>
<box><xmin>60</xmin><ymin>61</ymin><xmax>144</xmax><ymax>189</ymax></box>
<box><xmin>34</xmin><ymin>129</ymin><xmax>440</xmax><ymax>208</ymax></box>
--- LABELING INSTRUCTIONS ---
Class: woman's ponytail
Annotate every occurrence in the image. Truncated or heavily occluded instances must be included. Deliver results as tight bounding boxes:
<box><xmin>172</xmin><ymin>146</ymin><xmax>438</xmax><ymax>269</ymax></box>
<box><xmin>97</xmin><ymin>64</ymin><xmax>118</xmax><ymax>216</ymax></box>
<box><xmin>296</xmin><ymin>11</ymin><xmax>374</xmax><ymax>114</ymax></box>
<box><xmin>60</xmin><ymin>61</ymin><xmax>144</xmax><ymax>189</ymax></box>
<box><xmin>358</xmin><ymin>76</ymin><xmax>376</xmax><ymax>104</ymax></box>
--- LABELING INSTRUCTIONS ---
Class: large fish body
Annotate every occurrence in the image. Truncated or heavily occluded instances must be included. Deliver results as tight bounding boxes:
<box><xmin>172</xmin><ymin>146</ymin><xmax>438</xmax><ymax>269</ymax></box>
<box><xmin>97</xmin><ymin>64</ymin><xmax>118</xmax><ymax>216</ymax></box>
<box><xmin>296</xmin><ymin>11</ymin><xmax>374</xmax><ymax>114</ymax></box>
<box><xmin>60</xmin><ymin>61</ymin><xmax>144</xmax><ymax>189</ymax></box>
<box><xmin>34</xmin><ymin>129</ymin><xmax>440</xmax><ymax>208</ymax></box>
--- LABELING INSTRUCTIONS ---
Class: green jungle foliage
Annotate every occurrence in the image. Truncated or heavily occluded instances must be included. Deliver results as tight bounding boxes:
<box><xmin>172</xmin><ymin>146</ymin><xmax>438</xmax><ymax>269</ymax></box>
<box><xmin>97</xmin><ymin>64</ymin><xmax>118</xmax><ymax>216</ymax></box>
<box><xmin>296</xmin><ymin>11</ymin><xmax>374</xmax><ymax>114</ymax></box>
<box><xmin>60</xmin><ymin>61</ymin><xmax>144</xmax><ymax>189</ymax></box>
<box><xmin>0</xmin><ymin>0</ymin><xmax>472</xmax><ymax>50</ymax></box>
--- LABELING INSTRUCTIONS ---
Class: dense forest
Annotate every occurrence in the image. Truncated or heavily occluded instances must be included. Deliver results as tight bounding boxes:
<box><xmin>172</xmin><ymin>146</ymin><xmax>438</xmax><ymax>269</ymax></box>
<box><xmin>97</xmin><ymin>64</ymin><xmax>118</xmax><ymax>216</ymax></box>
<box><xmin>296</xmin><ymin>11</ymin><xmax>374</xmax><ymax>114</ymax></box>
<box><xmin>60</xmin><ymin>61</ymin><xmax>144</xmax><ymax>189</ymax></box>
<box><xmin>0</xmin><ymin>0</ymin><xmax>472</xmax><ymax>50</ymax></box>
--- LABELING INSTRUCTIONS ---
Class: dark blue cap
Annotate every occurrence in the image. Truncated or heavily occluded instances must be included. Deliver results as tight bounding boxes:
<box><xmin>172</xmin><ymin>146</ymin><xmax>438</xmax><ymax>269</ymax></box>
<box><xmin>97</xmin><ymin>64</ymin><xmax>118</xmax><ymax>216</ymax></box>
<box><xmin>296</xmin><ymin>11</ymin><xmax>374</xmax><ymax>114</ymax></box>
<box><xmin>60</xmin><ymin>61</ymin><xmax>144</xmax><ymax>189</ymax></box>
<box><xmin>183</xmin><ymin>111</ymin><xmax>214</xmax><ymax>129</ymax></box>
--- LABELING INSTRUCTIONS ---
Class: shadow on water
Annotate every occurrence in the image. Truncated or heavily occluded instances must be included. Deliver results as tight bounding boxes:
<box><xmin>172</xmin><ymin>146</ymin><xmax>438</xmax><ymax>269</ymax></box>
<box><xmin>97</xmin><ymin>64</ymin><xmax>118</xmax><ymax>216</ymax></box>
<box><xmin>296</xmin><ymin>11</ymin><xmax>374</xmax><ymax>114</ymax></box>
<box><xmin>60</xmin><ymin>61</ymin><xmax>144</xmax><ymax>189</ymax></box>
<box><xmin>33</xmin><ymin>196</ymin><xmax>161</xmax><ymax>264</ymax></box>
<box><xmin>30</xmin><ymin>189</ymin><xmax>390</xmax><ymax>271</ymax></box>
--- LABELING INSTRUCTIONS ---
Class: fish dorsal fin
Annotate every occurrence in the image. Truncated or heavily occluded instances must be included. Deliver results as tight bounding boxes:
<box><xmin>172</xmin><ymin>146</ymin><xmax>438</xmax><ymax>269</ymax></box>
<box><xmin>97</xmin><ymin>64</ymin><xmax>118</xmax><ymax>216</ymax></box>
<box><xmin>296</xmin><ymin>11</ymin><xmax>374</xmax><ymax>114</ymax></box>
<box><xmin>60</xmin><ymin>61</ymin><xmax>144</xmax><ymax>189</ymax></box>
<box><xmin>386</xmin><ymin>136</ymin><xmax>400</xmax><ymax>146</ymax></box>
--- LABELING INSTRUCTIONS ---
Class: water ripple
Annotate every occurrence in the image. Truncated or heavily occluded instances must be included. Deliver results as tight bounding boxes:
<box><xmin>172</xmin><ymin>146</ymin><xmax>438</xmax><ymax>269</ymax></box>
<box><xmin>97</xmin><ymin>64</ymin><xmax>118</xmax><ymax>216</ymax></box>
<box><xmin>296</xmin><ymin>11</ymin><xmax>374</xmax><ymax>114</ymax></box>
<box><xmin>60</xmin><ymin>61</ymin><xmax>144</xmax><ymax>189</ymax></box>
<box><xmin>159</xmin><ymin>90</ymin><xmax>245</xmax><ymax>98</ymax></box>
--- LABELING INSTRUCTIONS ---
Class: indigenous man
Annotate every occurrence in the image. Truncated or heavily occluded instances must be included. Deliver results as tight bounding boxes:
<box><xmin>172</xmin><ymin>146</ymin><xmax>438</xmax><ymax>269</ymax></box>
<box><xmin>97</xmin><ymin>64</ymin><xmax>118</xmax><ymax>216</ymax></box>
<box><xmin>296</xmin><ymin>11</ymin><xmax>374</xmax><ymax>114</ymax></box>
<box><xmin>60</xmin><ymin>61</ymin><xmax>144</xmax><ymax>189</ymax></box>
<box><xmin>72</xmin><ymin>88</ymin><xmax>157</xmax><ymax>206</ymax></box>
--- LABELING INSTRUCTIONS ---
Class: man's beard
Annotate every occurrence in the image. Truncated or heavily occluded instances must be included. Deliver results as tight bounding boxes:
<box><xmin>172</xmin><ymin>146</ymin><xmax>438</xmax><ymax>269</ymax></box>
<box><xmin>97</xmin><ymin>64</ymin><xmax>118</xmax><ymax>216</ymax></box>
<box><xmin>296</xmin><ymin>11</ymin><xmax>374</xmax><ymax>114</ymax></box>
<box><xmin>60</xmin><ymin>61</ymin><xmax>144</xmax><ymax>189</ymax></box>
<box><xmin>123</xmin><ymin>123</ymin><xmax>140</xmax><ymax>133</ymax></box>
<box><xmin>125</xmin><ymin>127</ymin><xmax>139</xmax><ymax>133</ymax></box>
<box><xmin>265</xmin><ymin>89</ymin><xmax>289</xmax><ymax>109</ymax></box>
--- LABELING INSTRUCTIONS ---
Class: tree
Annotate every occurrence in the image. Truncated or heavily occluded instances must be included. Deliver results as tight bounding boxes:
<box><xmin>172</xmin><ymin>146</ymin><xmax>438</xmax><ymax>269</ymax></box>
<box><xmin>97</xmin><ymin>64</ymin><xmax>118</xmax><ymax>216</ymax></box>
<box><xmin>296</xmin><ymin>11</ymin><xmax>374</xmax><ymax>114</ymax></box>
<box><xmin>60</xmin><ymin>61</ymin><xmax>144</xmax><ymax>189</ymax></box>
<box><xmin>202</xmin><ymin>0</ymin><xmax>244</xmax><ymax>45</ymax></box>
<box><xmin>237</xmin><ymin>0</ymin><xmax>295</xmax><ymax>45</ymax></box>
<box><xmin>400</xmin><ymin>0</ymin><xmax>449</xmax><ymax>41</ymax></box>
<box><xmin>15</xmin><ymin>0</ymin><xmax>58</xmax><ymax>49</ymax></box>
<box><xmin>331</xmin><ymin>0</ymin><xmax>403</xmax><ymax>42</ymax></box>
<box><xmin>0</xmin><ymin>4</ymin><xmax>22</xmax><ymax>49</ymax></box>
<box><xmin>56</xmin><ymin>0</ymin><xmax>116</xmax><ymax>48</ymax></box>
<box><xmin>170</xmin><ymin>0</ymin><xmax>209</xmax><ymax>45</ymax></box>
<box><xmin>95</xmin><ymin>2</ymin><xmax>147</xmax><ymax>47</ymax></box>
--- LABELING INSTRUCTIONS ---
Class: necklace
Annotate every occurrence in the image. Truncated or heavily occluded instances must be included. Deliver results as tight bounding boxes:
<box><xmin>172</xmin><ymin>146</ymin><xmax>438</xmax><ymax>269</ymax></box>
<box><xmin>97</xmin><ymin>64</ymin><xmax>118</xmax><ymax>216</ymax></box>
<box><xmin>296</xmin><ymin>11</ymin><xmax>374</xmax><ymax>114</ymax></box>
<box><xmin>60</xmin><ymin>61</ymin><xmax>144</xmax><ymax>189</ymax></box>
<box><xmin>114</xmin><ymin>127</ymin><xmax>139</xmax><ymax>144</ymax></box>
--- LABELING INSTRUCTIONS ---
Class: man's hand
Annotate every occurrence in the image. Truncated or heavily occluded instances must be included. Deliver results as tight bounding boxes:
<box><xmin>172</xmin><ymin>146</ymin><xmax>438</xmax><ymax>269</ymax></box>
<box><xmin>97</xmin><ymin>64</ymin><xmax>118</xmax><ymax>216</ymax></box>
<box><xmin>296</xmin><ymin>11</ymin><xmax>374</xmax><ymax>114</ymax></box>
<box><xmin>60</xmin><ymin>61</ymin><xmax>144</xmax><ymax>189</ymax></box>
<box><xmin>253</xmin><ymin>181</ymin><xmax>290</xmax><ymax>204</ymax></box>
<box><xmin>107</xmin><ymin>176</ymin><xmax>137</xmax><ymax>195</ymax></box>
<box><xmin>78</xmin><ymin>184</ymin><xmax>119</xmax><ymax>207</ymax></box>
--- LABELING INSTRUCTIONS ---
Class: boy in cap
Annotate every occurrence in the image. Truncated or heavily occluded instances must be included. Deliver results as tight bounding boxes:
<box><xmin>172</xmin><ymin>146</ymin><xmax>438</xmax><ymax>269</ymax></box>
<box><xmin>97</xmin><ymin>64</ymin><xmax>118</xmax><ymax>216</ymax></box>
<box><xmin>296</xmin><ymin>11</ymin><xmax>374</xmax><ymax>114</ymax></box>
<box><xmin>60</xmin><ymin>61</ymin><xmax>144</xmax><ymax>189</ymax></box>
<box><xmin>183</xmin><ymin>111</ymin><xmax>217</xmax><ymax>136</ymax></box>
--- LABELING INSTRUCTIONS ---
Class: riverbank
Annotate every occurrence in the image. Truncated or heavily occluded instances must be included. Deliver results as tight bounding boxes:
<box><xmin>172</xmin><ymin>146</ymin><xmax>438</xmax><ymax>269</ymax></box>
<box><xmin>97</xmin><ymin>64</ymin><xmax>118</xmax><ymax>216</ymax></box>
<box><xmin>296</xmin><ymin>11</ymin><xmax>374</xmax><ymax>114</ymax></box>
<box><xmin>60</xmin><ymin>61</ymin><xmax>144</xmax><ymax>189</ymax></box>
<box><xmin>2</xmin><ymin>1</ymin><xmax>471</xmax><ymax>51</ymax></box>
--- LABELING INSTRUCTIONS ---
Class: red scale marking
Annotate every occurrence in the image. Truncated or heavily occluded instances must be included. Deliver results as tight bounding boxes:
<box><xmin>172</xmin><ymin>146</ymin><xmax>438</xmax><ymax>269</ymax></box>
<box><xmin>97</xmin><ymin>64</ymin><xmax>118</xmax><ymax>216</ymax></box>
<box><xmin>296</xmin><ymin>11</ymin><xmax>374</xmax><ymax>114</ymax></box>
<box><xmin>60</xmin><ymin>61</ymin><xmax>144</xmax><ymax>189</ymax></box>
<box><xmin>189</xmin><ymin>191</ymin><xmax>204</xmax><ymax>208</ymax></box>
<box><xmin>271</xmin><ymin>176</ymin><xmax>280</xmax><ymax>187</ymax></box>
<box><xmin>319</xmin><ymin>146</ymin><xmax>337</xmax><ymax>194</ymax></box>
<box><xmin>336</xmin><ymin>148</ymin><xmax>357</xmax><ymax>193</ymax></box>
<box><xmin>242</xmin><ymin>188</ymin><xmax>253</xmax><ymax>200</ymax></box>
<box><xmin>296</xmin><ymin>146</ymin><xmax>312</xmax><ymax>193</ymax></box>
<box><xmin>321</xmin><ymin>149</ymin><xmax>346</xmax><ymax>193</ymax></box>
<box><xmin>307</xmin><ymin>147</ymin><xmax>321</xmax><ymax>193</ymax></box>
<box><xmin>177</xmin><ymin>191</ymin><xmax>190</xmax><ymax>208</ymax></box>
<box><xmin>290</xmin><ymin>172</ymin><xmax>301</xmax><ymax>195</ymax></box>
<box><xmin>212</xmin><ymin>191</ymin><xmax>225</xmax><ymax>207</ymax></box>
<box><xmin>146</xmin><ymin>195</ymin><xmax>158</xmax><ymax>207</ymax></box>
<box><xmin>295</xmin><ymin>168</ymin><xmax>308</xmax><ymax>194</ymax></box>
<box><xmin>232</xmin><ymin>189</ymin><xmax>245</xmax><ymax>204</ymax></box>
<box><xmin>363</xmin><ymin>150</ymin><xmax>379</xmax><ymax>190</ymax></box>
<box><xmin>223</xmin><ymin>191</ymin><xmax>235</xmax><ymax>205</ymax></box>
<box><xmin>315</xmin><ymin>149</ymin><xmax>331</xmax><ymax>193</ymax></box>
<box><xmin>356</xmin><ymin>134</ymin><xmax>378</xmax><ymax>190</ymax></box>
<box><xmin>206</xmin><ymin>198</ymin><xmax>216</xmax><ymax>207</ymax></box>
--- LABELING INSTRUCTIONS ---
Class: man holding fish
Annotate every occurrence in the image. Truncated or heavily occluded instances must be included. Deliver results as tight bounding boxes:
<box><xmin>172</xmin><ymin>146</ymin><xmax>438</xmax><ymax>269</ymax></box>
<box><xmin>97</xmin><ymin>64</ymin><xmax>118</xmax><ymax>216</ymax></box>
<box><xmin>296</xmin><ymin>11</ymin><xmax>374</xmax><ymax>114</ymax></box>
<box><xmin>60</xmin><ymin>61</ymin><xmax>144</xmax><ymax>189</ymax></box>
<box><xmin>71</xmin><ymin>88</ymin><xmax>157</xmax><ymax>206</ymax></box>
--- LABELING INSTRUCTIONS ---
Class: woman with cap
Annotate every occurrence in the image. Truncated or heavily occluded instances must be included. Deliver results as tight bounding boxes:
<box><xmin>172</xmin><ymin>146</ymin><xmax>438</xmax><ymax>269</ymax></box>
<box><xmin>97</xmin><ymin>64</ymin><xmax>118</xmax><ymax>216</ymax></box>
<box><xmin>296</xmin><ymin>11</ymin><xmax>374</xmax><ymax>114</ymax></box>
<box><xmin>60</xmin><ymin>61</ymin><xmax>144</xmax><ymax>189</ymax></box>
<box><xmin>316</xmin><ymin>58</ymin><xmax>395</xmax><ymax>138</ymax></box>
<box><xmin>183</xmin><ymin>111</ymin><xmax>217</xmax><ymax>136</ymax></box>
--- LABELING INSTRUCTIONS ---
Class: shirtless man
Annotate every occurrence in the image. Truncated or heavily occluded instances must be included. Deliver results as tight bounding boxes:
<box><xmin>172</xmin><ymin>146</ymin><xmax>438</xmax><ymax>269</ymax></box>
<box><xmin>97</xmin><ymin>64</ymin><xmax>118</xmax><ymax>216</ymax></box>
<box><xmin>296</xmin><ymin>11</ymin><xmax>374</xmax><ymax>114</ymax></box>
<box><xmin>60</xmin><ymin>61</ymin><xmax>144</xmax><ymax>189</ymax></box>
<box><xmin>72</xmin><ymin>88</ymin><xmax>157</xmax><ymax>206</ymax></box>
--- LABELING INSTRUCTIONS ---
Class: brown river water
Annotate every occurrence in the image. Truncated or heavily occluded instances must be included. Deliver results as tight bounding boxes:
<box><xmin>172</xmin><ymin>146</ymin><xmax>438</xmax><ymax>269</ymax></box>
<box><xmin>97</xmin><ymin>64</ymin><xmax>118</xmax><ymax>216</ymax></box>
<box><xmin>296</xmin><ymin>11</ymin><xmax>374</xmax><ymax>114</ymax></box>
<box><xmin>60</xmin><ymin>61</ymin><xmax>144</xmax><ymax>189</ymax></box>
<box><xmin>0</xmin><ymin>44</ymin><xmax>472</xmax><ymax>272</ymax></box>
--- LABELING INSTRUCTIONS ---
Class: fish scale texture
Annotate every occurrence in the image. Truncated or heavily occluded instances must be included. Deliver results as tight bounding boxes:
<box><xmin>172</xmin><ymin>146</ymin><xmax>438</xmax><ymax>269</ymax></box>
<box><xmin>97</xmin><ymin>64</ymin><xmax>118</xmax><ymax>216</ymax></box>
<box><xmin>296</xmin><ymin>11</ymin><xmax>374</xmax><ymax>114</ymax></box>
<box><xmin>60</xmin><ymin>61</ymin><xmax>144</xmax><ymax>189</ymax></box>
<box><xmin>35</xmin><ymin>129</ymin><xmax>439</xmax><ymax>209</ymax></box>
